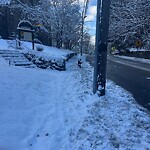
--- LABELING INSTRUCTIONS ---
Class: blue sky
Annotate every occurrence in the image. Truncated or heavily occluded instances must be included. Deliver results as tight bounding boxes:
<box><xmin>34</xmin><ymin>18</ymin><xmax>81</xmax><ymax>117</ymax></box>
<box><xmin>79</xmin><ymin>0</ymin><xmax>97</xmax><ymax>44</ymax></box>
<box><xmin>89</xmin><ymin>0</ymin><xmax>97</xmax><ymax>6</ymax></box>
<box><xmin>87</xmin><ymin>0</ymin><xmax>97</xmax><ymax>44</ymax></box>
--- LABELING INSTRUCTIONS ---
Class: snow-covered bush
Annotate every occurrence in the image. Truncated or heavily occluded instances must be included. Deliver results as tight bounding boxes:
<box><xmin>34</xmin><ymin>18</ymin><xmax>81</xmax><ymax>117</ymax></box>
<box><xmin>36</xmin><ymin>45</ymin><xmax>44</xmax><ymax>52</ymax></box>
<box><xmin>23</xmin><ymin>52</ymin><xmax>66</xmax><ymax>71</ymax></box>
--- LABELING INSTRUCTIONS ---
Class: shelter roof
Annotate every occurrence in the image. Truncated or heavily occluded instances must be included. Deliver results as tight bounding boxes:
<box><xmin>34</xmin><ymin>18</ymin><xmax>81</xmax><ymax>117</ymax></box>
<box><xmin>0</xmin><ymin>0</ymin><xmax>12</xmax><ymax>5</ymax></box>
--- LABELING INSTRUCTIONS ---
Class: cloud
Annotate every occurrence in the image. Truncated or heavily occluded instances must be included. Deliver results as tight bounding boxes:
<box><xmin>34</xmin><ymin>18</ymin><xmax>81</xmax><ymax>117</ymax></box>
<box><xmin>79</xmin><ymin>1</ymin><xmax>97</xmax><ymax>37</ymax></box>
<box><xmin>89</xmin><ymin>5</ymin><xmax>97</xmax><ymax>15</ymax></box>
<box><xmin>85</xmin><ymin>5</ymin><xmax>97</xmax><ymax>22</ymax></box>
<box><xmin>90</xmin><ymin>35</ymin><xmax>95</xmax><ymax>45</ymax></box>
<box><xmin>79</xmin><ymin>0</ymin><xmax>85</xmax><ymax>6</ymax></box>
<box><xmin>79</xmin><ymin>1</ymin><xmax>97</xmax><ymax>22</ymax></box>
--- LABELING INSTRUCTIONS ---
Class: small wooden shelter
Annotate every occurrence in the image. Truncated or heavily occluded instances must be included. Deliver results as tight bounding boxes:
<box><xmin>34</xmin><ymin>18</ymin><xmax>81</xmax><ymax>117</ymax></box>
<box><xmin>17</xmin><ymin>20</ymin><xmax>35</xmax><ymax>49</ymax></box>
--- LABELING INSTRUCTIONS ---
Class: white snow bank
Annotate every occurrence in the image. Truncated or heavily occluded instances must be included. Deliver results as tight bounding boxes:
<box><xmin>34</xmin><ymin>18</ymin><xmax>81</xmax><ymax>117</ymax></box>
<box><xmin>128</xmin><ymin>48</ymin><xmax>149</xmax><ymax>52</ymax></box>
<box><xmin>0</xmin><ymin>39</ymin><xmax>9</xmax><ymax>49</ymax></box>
<box><xmin>71</xmin><ymin>80</ymin><xmax>150</xmax><ymax>150</ymax></box>
<box><xmin>22</xmin><ymin>41</ymin><xmax>73</xmax><ymax>61</ymax></box>
<box><xmin>0</xmin><ymin>56</ymin><xmax>149</xmax><ymax>150</ymax></box>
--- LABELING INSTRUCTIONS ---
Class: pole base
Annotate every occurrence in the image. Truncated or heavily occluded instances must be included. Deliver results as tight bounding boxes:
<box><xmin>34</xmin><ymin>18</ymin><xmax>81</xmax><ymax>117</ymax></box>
<box><xmin>97</xmin><ymin>89</ymin><xmax>105</xmax><ymax>96</ymax></box>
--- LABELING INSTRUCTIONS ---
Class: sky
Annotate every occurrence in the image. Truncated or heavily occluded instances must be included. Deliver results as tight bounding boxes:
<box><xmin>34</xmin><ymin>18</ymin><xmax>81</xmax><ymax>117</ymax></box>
<box><xmin>79</xmin><ymin>0</ymin><xmax>97</xmax><ymax>44</ymax></box>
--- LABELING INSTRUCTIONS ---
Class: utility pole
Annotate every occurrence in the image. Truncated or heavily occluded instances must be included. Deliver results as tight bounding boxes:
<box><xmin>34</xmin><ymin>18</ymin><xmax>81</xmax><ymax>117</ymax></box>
<box><xmin>93</xmin><ymin>0</ymin><xmax>111</xmax><ymax>96</ymax></box>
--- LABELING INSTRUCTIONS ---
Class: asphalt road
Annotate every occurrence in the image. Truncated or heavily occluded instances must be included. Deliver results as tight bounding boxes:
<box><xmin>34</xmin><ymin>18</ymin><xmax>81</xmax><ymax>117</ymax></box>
<box><xmin>86</xmin><ymin>55</ymin><xmax>150</xmax><ymax>111</ymax></box>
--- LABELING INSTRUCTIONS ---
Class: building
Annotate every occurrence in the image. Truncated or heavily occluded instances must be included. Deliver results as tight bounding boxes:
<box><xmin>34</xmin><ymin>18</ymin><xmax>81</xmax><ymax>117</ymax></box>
<box><xmin>0</xmin><ymin>0</ymin><xmax>39</xmax><ymax>39</ymax></box>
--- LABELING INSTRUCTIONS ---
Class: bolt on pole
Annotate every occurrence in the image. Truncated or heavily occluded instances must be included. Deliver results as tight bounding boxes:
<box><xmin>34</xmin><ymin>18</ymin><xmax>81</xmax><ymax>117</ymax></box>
<box><xmin>93</xmin><ymin>0</ymin><xmax>111</xmax><ymax>96</ymax></box>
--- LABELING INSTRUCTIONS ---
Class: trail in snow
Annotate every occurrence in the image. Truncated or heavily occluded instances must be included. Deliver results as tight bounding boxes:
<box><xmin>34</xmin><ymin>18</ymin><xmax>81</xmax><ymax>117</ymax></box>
<box><xmin>0</xmin><ymin>56</ymin><xmax>149</xmax><ymax>150</ymax></box>
<box><xmin>21</xmin><ymin>57</ymin><xmax>93</xmax><ymax>150</ymax></box>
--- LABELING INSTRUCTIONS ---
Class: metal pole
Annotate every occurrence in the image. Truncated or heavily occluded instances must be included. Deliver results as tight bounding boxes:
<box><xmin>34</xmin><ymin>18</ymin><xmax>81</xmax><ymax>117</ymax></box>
<box><xmin>93</xmin><ymin>0</ymin><xmax>111</xmax><ymax>96</ymax></box>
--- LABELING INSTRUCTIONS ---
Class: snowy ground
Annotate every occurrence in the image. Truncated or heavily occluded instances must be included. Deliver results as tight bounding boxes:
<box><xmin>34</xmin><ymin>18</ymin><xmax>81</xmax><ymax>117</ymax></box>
<box><xmin>0</xmin><ymin>53</ymin><xmax>149</xmax><ymax>150</ymax></box>
<box><xmin>0</xmin><ymin>39</ymin><xmax>150</xmax><ymax>149</ymax></box>
<box><xmin>0</xmin><ymin>39</ymin><xmax>9</xmax><ymax>49</ymax></box>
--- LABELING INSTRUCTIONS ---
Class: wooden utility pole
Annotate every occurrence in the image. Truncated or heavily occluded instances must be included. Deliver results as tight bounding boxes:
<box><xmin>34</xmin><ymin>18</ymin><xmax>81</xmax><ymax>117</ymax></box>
<box><xmin>80</xmin><ymin>0</ymin><xmax>89</xmax><ymax>56</ymax></box>
<box><xmin>93</xmin><ymin>0</ymin><xmax>111</xmax><ymax>95</ymax></box>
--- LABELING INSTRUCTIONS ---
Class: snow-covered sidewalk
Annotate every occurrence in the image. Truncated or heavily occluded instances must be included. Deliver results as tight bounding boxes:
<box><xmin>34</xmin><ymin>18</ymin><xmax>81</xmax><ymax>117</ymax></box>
<box><xmin>0</xmin><ymin>56</ymin><xmax>149</xmax><ymax>150</ymax></box>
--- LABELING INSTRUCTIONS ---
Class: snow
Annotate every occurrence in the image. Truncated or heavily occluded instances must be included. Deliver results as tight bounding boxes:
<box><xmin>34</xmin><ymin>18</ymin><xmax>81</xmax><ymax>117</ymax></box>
<box><xmin>0</xmin><ymin>0</ymin><xmax>11</xmax><ymax>5</ymax></box>
<box><xmin>18</xmin><ymin>20</ymin><xmax>33</xmax><ymax>28</ymax></box>
<box><xmin>0</xmin><ymin>40</ymin><xmax>149</xmax><ymax>150</ymax></box>
<box><xmin>128</xmin><ymin>48</ymin><xmax>149</xmax><ymax>52</ymax></box>
<box><xmin>0</xmin><ymin>39</ymin><xmax>9</xmax><ymax>49</ymax></box>
<box><xmin>115</xmin><ymin>55</ymin><xmax>150</xmax><ymax>64</ymax></box>
<box><xmin>21</xmin><ymin>41</ymin><xmax>74</xmax><ymax>61</ymax></box>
